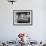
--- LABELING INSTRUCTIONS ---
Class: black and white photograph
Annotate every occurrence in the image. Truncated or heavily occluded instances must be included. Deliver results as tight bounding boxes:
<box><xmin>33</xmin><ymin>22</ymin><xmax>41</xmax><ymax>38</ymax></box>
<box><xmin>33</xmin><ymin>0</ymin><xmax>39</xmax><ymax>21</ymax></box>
<box><xmin>13</xmin><ymin>10</ymin><xmax>32</xmax><ymax>25</ymax></box>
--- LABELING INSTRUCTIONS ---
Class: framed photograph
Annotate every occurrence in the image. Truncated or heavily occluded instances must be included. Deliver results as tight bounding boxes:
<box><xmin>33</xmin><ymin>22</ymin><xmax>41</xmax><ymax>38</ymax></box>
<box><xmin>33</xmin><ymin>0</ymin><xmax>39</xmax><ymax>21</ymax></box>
<box><xmin>13</xmin><ymin>10</ymin><xmax>32</xmax><ymax>25</ymax></box>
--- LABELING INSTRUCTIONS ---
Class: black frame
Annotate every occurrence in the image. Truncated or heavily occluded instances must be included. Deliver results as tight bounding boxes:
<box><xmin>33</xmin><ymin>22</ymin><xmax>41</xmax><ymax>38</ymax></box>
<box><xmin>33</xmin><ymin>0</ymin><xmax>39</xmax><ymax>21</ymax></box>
<box><xmin>13</xmin><ymin>10</ymin><xmax>33</xmax><ymax>26</ymax></box>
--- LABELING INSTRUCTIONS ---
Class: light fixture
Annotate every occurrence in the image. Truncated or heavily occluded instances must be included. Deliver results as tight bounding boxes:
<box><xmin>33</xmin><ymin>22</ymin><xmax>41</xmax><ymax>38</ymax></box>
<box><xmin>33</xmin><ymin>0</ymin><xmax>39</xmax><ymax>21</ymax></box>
<box><xmin>8</xmin><ymin>0</ymin><xmax>16</xmax><ymax>4</ymax></box>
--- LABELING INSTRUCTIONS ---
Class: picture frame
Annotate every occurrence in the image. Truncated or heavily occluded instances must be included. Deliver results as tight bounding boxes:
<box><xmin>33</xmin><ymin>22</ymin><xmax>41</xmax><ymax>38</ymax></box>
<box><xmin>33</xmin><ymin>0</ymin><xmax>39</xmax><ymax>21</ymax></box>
<box><xmin>13</xmin><ymin>10</ymin><xmax>33</xmax><ymax>26</ymax></box>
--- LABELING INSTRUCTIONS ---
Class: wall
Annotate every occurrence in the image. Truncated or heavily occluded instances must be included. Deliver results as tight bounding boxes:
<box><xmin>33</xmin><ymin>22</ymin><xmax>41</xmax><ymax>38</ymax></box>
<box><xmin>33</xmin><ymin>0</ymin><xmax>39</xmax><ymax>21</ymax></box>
<box><xmin>0</xmin><ymin>0</ymin><xmax>46</xmax><ymax>42</ymax></box>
